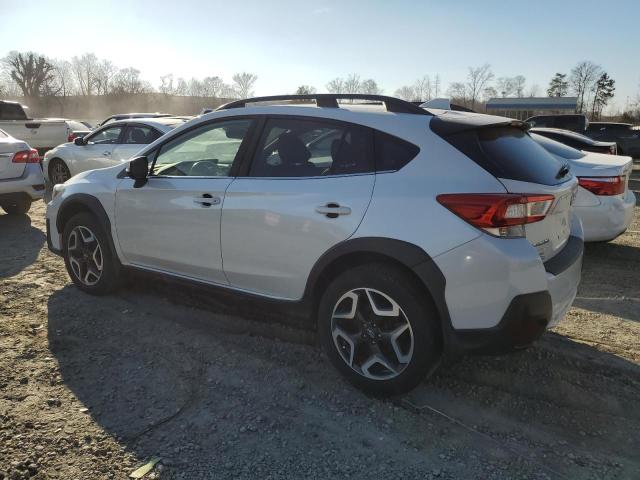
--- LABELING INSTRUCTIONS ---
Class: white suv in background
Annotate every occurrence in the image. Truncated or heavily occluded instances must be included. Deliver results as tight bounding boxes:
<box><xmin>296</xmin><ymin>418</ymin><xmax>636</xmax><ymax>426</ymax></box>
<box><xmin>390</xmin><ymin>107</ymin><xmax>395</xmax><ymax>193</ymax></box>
<box><xmin>46</xmin><ymin>95</ymin><xmax>583</xmax><ymax>394</ymax></box>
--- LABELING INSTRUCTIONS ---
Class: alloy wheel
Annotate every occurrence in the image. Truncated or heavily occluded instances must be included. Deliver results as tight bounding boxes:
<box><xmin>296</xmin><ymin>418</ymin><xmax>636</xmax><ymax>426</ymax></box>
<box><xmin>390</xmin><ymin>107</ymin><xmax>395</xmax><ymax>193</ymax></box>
<box><xmin>67</xmin><ymin>226</ymin><xmax>103</xmax><ymax>286</ymax></box>
<box><xmin>331</xmin><ymin>288</ymin><xmax>414</xmax><ymax>380</ymax></box>
<box><xmin>51</xmin><ymin>162</ymin><xmax>70</xmax><ymax>184</ymax></box>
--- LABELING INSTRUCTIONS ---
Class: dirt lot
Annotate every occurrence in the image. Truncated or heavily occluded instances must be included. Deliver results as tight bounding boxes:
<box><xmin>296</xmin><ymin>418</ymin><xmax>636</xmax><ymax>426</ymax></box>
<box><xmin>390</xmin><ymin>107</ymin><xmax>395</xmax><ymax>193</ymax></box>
<box><xmin>1</xmin><ymin>170</ymin><xmax>639</xmax><ymax>479</ymax></box>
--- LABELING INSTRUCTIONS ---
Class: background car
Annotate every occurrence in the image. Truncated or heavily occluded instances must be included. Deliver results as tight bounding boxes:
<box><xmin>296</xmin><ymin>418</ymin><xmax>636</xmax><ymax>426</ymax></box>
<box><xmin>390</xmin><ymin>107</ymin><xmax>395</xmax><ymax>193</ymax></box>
<box><xmin>525</xmin><ymin>114</ymin><xmax>588</xmax><ymax>132</ymax></box>
<box><xmin>42</xmin><ymin>117</ymin><xmax>189</xmax><ymax>185</ymax></box>
<box><xmin>532</xmin><ymin>132</ymin><xmax>635</xmax><ymax>241</ymax></box>
<box><xmin>586</xmin><ymin>122</ymin><xmax>640</xmax><ymax>157</ymax></box>
<box><xmin>46</xmin><ymin>94</ymin><xmax>583</xmax><ymax>395</ymax></box>
<box><xmin>530</xmin><ymin>127</ymin><xmax>617</xmax><ymax>155</ymax></box>
<box><xmin>96</xmin><ymin>112</ymin><xmax>173</xmax><ymax>128</ymax></box>
<box><xmin>0</xmin><ymin>128</ymin><xmax>44</xmax><ymax>215</ymax></box>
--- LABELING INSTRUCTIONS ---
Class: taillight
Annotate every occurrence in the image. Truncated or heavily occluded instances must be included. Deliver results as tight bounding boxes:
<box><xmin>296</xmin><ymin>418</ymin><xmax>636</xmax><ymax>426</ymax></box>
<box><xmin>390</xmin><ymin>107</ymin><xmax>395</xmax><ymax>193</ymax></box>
<box><xmin>578</xmin><ymin>176</ymin><xmax>625</xmax><ymax>196</ymax></box>
<box><xmin>68</xmin><ymin>133</ymin><xmax>78</xmax><ymax>142</ymax></box>
<box><xmin>437</xmin><ymin>193</ymin><xmax>555</xmax><ymax>238</ymax></box>
<box><xmin>12</xmin><ymin>149</ymin><xmax>40</xmax><ymax>163</ymax></box>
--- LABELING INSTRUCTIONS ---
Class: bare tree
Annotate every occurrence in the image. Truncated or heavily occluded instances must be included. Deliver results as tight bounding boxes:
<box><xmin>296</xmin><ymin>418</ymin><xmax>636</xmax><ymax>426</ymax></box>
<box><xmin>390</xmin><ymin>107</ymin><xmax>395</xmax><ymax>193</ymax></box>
<box><xmin>394</xmin><ymin>85</ymin><xmax>417</xmax><ymax>101</ymax></box>
<box><xmin>159</xmin><ymin>74</ymin><xmax>176</xmax><ymax>95</ymax></box>
<box><xmin>447</xmin><ymin>82</ymin><xmax>468</xmax><ymax>105</ymax></box>
<box><xmin>202</xmin><ymin>76</ymin><xmax>224</xmax><ymax>97</ymax></box>
<box><xmin>528</xmin><ymin>84</ymin><xmax>540</xmax><ymax>97</ymax></box>
<box><xmin>496</xmin><ymin>77</ymin><xmax>515</xmax><ymax>97</ymax></box>
<box><xmin>326</xmin><ymin>78</ymin><xmax>344</xmax><ymax>93</ymax></box>
<box><xmin>466</xmin><ymin>64</ymin><xmax>494</xmax><ymax>110</ymax></box>
<box><xmin>71</xmin><ymin>53</ymin><xmax>100</xmax><ymax>96</ymax></box>
<box><xmin>570</xmin><ymin>61</ymin><xmax>602</xmax><ymax>113</ymax></box>
<box><xmin>295</xmin><ymin>85</ymin><xmax>317</xmax><ymax>95</ymax></box>
<box><xmin>413</xmin><ymin>75</ymin><xmax>431</xmax><ymax>101</ymax></box>
<box><xmin>513</xmin><ymin>75</ymin><xmax>526</xmax><ymax>97</ymax></box>
<box><xmin>187</xmin><ymin>77</ymin><xmax>204</xmax><ymax>97</ymax></box>
<box><xmin>94</xmin><ymin>60</ymin><xmax>117</xmax><ymax>95</ymax></box>
<box><xmin>343</xmin><ymin>74</ymin><xmax>361</xmax><ymax>95</ymax></box>
<box><xmin>3</xmin><ymin>51</ymin><xmax>56</xmax><ymax>97</ymax></box>
<box><xmin>111</xmin><ymin>68</ymin><xmax>152</xmax><ymax>95</ymax></box>
<box><xmin>232</xmin><ymin>72</ymin><xmax>257</xmax><ymax>99</ymax></box>
<box><xmin>360</xmin><ymin>78</ymin><xmax>382</xmax><ymax>95</ymax></box>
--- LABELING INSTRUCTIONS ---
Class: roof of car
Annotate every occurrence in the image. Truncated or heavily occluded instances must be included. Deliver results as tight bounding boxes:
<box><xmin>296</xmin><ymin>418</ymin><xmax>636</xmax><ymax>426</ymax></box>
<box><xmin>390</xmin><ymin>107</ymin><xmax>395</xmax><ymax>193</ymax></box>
<box><xmin>530</xmin><ymin>127</ymin><xmax>616</xmax><ymax>145</ymax></box>
<box><xmin>588</xmin><ymin>122</ymin><xmax>632</xmax><ymax>127</ymax></box>
<box><xmin>106</xmin><ymin>117</ymin><xmax>190</xmax><ymax>130</ymax></box>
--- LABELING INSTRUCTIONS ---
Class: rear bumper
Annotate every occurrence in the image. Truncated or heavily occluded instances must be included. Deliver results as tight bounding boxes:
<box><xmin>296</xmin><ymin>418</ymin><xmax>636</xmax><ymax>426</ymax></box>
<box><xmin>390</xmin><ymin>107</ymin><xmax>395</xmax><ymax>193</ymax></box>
<box><xmin>0</xmin><ymin>164</ymin><xmax>45</xmax><ymax>200</ymax></box>
<box><xmin>431</xmin><ymin>227</ymin><xmax>583</xmax><ymax>354</ymax></box>
<box><xmin>576</xmin><ymin>190</ymin><xmax>636</xmax><ymax>242</ymax></box>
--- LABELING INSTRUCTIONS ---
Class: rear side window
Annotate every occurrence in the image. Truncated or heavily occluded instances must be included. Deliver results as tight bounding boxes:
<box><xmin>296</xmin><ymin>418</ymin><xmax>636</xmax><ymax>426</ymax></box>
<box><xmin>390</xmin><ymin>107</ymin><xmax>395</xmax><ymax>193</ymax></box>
<box><xmin>250</xmin><ymin>118</ymin><xmax>373</xmax><ymax>177</ymax></box>
<box><xmin>445</xmin><ymin>127</ymin><xmax>567</xmax><ymax>186</ymax></box>
<box><xmin>374</xmin><ymin>131</ymin><xmax>420</xmax><ymax>171</ymax></box>
<box><xmin>0</xmin><ymin>103</ymin><xmax>27</xmax><ymax>120</ymax></box>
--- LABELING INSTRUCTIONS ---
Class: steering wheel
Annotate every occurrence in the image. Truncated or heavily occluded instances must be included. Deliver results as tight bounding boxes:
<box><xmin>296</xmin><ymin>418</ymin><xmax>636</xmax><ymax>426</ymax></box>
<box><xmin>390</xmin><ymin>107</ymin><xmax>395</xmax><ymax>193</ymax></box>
<box><xmin>189</xmin><ymin>160</ymin><xmax>218</xmax><ymax>176</ymax></box>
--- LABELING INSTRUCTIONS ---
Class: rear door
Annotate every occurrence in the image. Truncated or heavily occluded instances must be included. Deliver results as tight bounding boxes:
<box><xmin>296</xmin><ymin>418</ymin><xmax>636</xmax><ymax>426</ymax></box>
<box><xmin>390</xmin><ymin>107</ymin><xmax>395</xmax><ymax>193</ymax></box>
<box><xmin>0</xmin><ymin>132</ymin><xmax>29</xmax><ymax>180</ymax></box>
<box><xmin>221</xmin><ymin>116</ymin><xmax>376</xmax><ymax>300</ymax></box>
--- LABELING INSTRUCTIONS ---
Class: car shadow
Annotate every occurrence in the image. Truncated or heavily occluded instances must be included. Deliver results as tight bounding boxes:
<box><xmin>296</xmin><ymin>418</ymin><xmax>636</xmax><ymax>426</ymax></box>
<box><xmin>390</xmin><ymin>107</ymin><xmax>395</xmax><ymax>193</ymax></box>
<box><xmin>575</xmin><ymin>241</ymin><xmax>640</xmax><ymax>322</ymax></box>
<box><xmin>0</xmin><ymin>212</ymin><xmax>46</xmax><ymax>278</ymax></box>
<box><xmin>47</xmin><ymin>284</ymin><xmax>640</xmax><ymax>478</ymax></box>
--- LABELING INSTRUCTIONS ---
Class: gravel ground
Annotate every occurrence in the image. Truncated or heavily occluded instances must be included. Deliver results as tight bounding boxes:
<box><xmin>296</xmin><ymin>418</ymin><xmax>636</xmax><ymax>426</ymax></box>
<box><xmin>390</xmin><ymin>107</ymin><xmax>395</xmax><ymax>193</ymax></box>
<box><xmin>1</xmin><ymin>168</ymin><xmax>639</xmax><ymax>479</ymax></box>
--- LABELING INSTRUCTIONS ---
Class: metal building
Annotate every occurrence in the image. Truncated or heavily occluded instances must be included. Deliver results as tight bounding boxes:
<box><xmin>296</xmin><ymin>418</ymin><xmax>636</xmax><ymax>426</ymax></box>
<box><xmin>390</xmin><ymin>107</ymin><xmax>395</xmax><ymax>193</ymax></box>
<box><xmin>485</xmin><ymin>97</ymin><xmax>578</xmax><ymax>120</ymax></box>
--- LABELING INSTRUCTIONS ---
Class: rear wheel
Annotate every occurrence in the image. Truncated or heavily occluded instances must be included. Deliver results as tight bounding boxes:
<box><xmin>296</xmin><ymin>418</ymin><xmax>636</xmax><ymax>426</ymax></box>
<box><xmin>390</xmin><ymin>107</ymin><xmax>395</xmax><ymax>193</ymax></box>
<box><xmin>49</xmin><ymin>159</ymin><xmax>71</xmax><ymax>185</ymax></box>
<box><xmin>62</xmin><ymin>212</ymin><xmax>121</xmax><ymax>295</ymax></box>
<box><xmin>318</xmin><ymin>263</ymin><xmax>441</xmax><ymax>395</ymax></box>
<box><xmin>1</xmin><ymin>198</ymin><xmax>32</xmax><ymax>215</ymax></box>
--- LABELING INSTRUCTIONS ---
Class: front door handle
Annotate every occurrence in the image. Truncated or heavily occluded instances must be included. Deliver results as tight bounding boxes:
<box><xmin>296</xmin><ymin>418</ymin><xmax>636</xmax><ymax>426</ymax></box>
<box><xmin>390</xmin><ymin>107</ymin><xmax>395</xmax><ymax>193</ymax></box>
<box><xmin>316</xmin><ymin>203</ymin><xmax>351</xmax><ymax>218</ymax></box>
<box><xmin>194</xmin><ymin>193</ymin><xmax>221</xmax><ymax>207</ymax></box>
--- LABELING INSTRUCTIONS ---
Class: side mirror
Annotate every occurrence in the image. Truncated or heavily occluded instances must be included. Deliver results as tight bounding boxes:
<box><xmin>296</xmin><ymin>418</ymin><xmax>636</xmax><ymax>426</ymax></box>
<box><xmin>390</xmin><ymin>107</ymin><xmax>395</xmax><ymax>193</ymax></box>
<box><xmin>127</xmin><ymin>156</ymin><xmax>149</xmax><ymax>187</ymax></box>
<box><xmin>74</xmin><ymin>137</ymin><xmax>85</xmax><ymax>146</ymax></box>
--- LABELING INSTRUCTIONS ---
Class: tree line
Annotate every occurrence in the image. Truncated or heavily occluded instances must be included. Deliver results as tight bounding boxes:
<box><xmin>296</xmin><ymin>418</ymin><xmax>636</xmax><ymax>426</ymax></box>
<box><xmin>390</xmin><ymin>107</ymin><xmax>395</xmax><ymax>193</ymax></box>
<box><xmin>0</xmin><ymin>51</ymin><xmax>258</xmax><ymax>100</ymax></box>
<box><xmin>0</xmin><ymin>50</ymin><xmax>634</xmax><ymax>120</ymax></box>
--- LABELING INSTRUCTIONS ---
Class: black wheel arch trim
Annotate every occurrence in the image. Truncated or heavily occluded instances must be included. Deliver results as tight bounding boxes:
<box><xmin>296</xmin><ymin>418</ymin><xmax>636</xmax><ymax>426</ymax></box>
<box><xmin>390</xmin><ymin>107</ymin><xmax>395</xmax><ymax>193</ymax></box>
<box><xmin>303</xmin><ymin>237</ymin><xmax>457</xmax><ymax>351</ymax></box>
<box><xmin>55</xmin><ymin>193</ymin><xmax>119</xmax><ymax>261</ymax></box>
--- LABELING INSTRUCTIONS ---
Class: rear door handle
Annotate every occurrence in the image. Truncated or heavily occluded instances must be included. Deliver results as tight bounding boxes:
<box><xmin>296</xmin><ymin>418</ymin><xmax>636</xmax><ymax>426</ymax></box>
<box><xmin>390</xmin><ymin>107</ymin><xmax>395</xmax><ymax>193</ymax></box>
<box><xmin>316</xmin><ymin>203</ymin><xmax>351</xmax><ymax>218</ymax></box>
<box><xmin>194</xmin><ymin>193</ymin><xmax>221</xmax><ymax>207</ymax></box>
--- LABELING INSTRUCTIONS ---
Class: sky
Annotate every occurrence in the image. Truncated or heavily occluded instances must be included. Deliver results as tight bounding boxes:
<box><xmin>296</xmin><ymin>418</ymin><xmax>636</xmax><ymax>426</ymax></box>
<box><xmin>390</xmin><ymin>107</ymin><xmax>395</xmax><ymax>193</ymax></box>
<box><xmin>1</xmin><ymin>0</ymin><xmax>638</xmax><ymax>111</ymax></box>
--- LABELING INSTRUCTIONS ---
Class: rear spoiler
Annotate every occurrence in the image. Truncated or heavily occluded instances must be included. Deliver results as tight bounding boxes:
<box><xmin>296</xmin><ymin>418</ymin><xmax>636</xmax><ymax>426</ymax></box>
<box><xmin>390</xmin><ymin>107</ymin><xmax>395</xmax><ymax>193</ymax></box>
<box><xmin>419</xmin><ymin>98</ymin><xmax>476</xmax><ymax>113</ymax></box>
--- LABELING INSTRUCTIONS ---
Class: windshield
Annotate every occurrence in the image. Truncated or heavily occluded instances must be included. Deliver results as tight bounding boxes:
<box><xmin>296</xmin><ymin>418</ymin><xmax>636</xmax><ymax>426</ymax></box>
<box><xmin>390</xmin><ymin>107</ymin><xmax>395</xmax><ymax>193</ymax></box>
<box><xmin>530</xmin><ymin>133</ymin><xmax>585</xmax><ymax>160</ymax></box>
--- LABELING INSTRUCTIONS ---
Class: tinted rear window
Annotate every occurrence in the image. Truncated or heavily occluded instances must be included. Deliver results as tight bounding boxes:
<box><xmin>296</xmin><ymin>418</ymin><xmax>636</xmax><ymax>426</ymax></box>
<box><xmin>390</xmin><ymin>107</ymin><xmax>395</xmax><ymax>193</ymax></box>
<box><xmin>445</xmin><ymin>127</ymin><xmax>568</xmax><ymax>186</ymax></box>
<box><xmin>0</xmin><ymin>103</ymin><xmax>27</xmax><ymax>120</ymax></box>
<box><xmin>374</xmin><ymin>131</ymin><xmax>419</xmax><ymax>171</ymax></box>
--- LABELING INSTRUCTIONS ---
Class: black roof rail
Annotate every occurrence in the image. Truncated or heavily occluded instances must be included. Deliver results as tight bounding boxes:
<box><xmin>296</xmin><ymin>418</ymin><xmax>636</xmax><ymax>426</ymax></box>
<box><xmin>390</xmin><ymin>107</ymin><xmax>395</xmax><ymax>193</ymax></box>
<box><xmin>216</xmin><ymin>94</ymin><xmax>433</xmax><ymax>116</ymax></box>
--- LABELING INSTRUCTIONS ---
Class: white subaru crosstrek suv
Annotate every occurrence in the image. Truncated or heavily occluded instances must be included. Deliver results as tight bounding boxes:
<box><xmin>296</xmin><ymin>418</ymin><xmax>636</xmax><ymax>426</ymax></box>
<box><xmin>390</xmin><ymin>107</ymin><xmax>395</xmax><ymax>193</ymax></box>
<box><xmin>46</xmin><ymin>94</ymin><xmax>583</xmax><ymax>395</ymax></box>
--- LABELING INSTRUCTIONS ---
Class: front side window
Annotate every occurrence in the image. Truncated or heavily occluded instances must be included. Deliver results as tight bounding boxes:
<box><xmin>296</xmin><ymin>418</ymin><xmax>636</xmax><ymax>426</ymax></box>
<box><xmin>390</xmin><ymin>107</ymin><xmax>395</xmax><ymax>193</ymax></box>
<box><xmin>86</xmin><ymin>126</ymin><xmax>123</xmax><ymax>145</ymax></box>
<box><xmin>250</xmin><ymin>118</ymin><xmax>373</xmax><ymax>177</ymax></box>
<box><xmin>152</xmin><ymin>119</ymin><xmax>252</xmax><ymax>177</ymax></box>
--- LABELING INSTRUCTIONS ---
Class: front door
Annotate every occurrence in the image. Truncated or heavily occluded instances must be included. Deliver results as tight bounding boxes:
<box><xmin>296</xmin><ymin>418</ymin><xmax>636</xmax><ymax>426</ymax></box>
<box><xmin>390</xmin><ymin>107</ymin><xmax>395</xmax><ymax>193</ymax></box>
<box><xmin>79</xmin><ymin>125</ymin><xmax>123</xmax><ymax>172</ymax></box>
<box><xmin>114</xmin><ymin>118</ymin><xmax>255</xmax><ymax>284</ymax></box>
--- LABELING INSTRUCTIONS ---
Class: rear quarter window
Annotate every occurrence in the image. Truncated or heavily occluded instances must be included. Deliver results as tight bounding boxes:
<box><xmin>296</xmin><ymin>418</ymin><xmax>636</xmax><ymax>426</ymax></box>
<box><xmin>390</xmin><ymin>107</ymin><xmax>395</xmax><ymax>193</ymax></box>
<box><xmin>444</xmin><ymin>127</ymin><xmax>568</xmax><ymax>186</ymax></box>
<box><xmin>373</xmin><ymin>131</ymin><xmax>420</xmax><ymax>171</ymax></box>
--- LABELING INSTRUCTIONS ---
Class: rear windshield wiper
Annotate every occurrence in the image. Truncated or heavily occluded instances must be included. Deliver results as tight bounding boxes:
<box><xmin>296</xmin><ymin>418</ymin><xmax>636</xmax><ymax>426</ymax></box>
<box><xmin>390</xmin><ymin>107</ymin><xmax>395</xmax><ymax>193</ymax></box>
<box><xmin>556</xmin><ymin>163</ymin><xmax>570</xmax><ymax>180</ymax></box>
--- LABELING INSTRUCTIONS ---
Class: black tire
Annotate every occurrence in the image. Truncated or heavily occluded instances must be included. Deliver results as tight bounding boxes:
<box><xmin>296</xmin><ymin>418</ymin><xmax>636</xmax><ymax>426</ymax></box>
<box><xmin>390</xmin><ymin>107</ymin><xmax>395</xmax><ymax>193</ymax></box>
<box><xmin>1</xmin><ymin>198</ymin><xmax>32</xmax><ymax>215</ymax></box>
<box><xmin>318</xmin><ymin>263</ymin><xmax>441</xmax><ymax>396</ymax></box>
<box><xmin>62</xmin><ymin>212</ymin><xmax>121</xmax><ymax>295</ymax></box>
<box><xmin>49</xmin><ymin>158</ymin><xmax>71</xmax><ymax>185</ymax></box>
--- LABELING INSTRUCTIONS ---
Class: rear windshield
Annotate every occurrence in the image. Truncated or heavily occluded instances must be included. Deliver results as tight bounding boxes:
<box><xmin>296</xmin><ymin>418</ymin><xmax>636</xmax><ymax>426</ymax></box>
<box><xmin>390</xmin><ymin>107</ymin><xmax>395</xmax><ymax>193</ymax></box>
<box><xmin>530</xmin><ymin>133</ymin><xmax>585</xmax><ymax>160</ymax></box>
<box><xmin>67</xmin><ymin>121</ymin><xmax>89</xmax><ymax>131</ymax></box>
<box><xmin>445</xmin><ymin>126</ymin><xmax>568</xmax><ymax>186</ymax></box>
<box><xmin>0</xmin><ymin>103</ymin><xmax>27</xmax><ymax>120</ymax></box>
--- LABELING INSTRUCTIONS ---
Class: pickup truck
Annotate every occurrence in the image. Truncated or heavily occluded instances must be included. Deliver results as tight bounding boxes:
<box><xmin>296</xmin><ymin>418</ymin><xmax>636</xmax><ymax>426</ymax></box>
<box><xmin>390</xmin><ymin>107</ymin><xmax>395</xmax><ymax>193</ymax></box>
<box><xmin>0</xmin><ymin>101</ymin><xmax>89</xmax><ymax>157</ymax></box>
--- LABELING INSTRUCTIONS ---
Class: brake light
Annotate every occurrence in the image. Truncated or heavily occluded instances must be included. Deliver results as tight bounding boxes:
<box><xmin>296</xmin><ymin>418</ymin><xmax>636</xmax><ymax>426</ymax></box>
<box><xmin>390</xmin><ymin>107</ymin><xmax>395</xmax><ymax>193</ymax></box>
<box><xmin>68</xmin><ymin>132</ymin><xmax>80</xmax><ymax>142</ymax></box>
<box><xmin>437</xmin><ymin>193</ymin><xmax>555</xmax><ymax>238</ymax></box>
<box><xmin>578</xmin><ymin>176</ymin><xmax>625</xmax><ymax>196</ymax></box>
<box><xmin>12</xmin><ymin>149</ymin><xmax>40</xmax><ymax>163</ymax></box>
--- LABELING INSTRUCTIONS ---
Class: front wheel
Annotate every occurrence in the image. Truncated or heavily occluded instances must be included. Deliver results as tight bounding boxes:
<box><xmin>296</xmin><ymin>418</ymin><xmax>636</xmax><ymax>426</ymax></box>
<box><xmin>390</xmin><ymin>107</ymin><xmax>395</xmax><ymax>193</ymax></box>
<box><xmin>318</xmin><ymin>263</ymin><xmax>441</xmax><ymax>395</ymax></box>
<box><xmin>62</xmin><ymin>212</ymin><xmax>121</xmax><ymax>295</ymax></box>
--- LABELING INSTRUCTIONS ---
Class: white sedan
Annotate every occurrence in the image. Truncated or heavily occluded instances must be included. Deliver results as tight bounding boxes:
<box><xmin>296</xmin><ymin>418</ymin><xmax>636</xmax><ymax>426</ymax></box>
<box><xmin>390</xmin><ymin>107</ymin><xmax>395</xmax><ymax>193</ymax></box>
<box><xmin>42</xmin><ymin>117</ymin><xmax>188</xmax><ymax>185</ymax></box>
<box><xmin>532</xmin><ymin>133</ymin><xmax>636</xmax><ymax>242</ymax></box>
